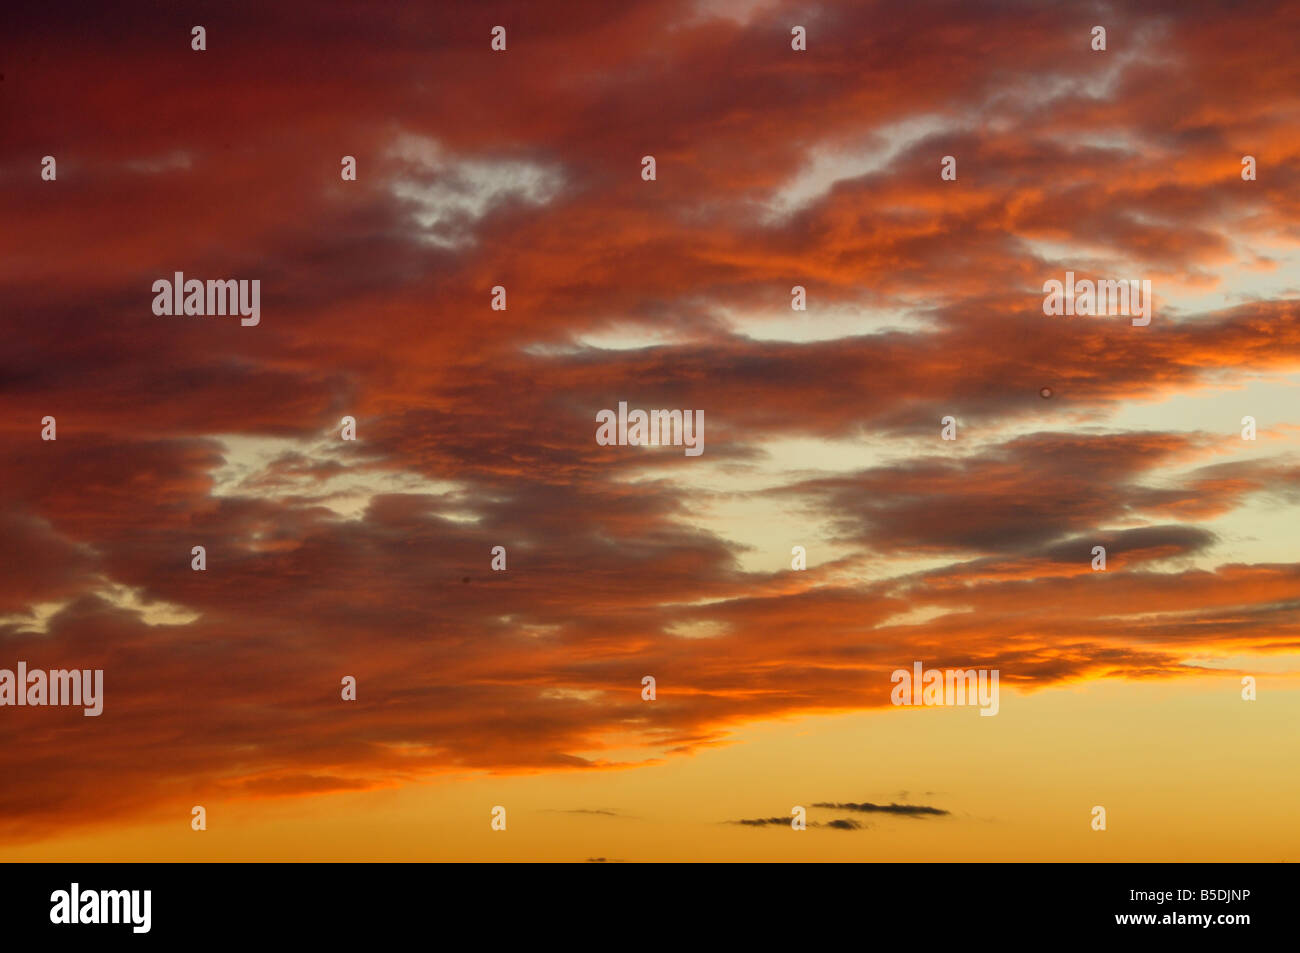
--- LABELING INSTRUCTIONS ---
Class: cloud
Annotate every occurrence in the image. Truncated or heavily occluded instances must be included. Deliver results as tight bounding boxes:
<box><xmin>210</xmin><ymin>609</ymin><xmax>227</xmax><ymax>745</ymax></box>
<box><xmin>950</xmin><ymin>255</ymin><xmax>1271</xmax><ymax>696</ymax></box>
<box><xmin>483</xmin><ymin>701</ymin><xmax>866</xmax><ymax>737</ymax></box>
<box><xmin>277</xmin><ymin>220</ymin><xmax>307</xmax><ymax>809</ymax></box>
<box><xmin>728</xmin><ymin>816</ymin><xmax>864</xmax><ymax>830</ymax></box>
<box><xmin>549</xmin><ymin>808</ymin><xmax>624</xmax><ymax>816</ymax></box>
<box><xmin>813</xmin><ymin>802</ymin><xmax>950</xmax><ymax>817</ymax></box>
<box><xmin>387</xmin><ymin>134</ymin><xmax>565</xmax><ymax>249</ymax></box>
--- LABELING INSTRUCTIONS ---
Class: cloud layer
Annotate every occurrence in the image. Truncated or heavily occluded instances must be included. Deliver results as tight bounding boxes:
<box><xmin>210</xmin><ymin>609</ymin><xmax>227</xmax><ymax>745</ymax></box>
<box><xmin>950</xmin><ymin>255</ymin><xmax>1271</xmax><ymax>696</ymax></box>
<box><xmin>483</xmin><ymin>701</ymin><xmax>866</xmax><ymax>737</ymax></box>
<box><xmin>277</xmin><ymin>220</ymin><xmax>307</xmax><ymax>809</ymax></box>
<box><xmin>2</xmin><ymin>0</ymin><xmax>1298</xmax><ymax>841</ymax></box>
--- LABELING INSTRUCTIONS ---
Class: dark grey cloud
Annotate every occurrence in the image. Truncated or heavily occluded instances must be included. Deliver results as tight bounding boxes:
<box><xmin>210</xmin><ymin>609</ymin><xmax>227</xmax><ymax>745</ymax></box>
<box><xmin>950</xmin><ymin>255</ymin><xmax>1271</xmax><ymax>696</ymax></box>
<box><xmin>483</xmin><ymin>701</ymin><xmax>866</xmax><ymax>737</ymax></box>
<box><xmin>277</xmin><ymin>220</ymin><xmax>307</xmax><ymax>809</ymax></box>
<box><xmin>728</xmin><ymin>816</ymin><xmax>864</xmax><ymax>830</ymax></box>
<box><xmin>813</xmin><ymin>801</ymin><xmax>950</xmax><ymax>817</ymax></box>
<box><xmin>730</xmin><ymin>816</ymin><xmax>794</xmax><ymax>827</ymax></box>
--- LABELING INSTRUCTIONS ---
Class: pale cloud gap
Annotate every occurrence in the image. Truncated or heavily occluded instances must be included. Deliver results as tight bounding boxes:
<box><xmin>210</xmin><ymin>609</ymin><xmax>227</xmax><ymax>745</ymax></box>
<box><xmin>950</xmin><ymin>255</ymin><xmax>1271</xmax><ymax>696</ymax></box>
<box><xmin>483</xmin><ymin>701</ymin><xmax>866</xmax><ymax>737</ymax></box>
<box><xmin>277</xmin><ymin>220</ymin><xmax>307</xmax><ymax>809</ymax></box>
<box><xmin>387</xmin><ymin>133</ymin><xmax>565</xmax><ymax>249</ymax></box>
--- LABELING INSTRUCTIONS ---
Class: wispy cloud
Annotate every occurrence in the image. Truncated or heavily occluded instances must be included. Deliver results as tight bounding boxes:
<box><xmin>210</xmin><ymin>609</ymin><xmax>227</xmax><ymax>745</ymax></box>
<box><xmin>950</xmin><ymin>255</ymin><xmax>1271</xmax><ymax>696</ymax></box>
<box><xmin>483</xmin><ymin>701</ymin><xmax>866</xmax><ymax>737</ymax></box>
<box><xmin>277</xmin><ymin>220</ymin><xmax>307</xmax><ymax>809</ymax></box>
<box><xmin>813</xmin><ymin>802</ymin><xmax>950</xmax><ymax>817</ymax></box>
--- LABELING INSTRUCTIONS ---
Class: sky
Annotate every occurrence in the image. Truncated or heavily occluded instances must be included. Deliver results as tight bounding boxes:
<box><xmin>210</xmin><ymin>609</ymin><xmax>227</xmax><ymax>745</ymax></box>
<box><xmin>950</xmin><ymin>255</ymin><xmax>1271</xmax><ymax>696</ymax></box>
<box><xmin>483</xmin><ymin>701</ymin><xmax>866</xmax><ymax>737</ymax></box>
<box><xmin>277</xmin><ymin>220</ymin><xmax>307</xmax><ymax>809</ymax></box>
<box><xmin>0</xmin><ymin>0</ymin><xmax>1297</xmax><ymax>862</ymax></box>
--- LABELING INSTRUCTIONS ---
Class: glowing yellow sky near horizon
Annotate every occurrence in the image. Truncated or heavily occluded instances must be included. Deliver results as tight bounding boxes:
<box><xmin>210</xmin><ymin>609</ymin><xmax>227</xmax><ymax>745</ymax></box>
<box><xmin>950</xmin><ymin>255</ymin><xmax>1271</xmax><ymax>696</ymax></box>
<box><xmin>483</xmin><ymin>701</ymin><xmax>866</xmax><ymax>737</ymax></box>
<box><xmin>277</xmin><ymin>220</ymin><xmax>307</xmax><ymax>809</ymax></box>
<box><xmin>5</xmin><ymin>676</ymin><xmax>1294</xmax><ymax>862</ymax></box>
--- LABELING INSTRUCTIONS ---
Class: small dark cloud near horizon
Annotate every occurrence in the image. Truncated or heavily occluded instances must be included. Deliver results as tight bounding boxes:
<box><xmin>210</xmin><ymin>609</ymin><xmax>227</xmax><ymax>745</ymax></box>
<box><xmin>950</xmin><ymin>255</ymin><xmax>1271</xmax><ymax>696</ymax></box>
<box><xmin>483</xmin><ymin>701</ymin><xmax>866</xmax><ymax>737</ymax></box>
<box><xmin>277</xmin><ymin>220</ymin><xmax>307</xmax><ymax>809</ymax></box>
<box><xmin>813</xmin><ymin>801</ymin><xmax>950</xmax><ymax>816</ymax></box>
<box><xmin>728</xmin><ymin>816</ymin><xmax>862</xmax><ymax>830</ymax></box>
<box><xmin>548</xmin><ymin>808</ymin><xmax>623</xmax><ymax>816</ymax></box>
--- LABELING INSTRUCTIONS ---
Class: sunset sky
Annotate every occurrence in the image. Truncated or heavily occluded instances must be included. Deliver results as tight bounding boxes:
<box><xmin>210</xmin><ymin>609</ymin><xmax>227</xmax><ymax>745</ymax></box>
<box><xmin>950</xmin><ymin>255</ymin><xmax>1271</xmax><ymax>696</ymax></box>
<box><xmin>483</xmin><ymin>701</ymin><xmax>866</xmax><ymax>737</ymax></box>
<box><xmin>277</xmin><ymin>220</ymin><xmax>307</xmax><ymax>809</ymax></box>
<box><xmin>1</xmin><ymin>0</ymin><xmax>1298</xmax><ymax>862</ymax></box>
